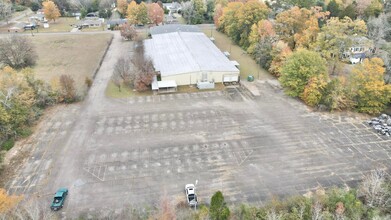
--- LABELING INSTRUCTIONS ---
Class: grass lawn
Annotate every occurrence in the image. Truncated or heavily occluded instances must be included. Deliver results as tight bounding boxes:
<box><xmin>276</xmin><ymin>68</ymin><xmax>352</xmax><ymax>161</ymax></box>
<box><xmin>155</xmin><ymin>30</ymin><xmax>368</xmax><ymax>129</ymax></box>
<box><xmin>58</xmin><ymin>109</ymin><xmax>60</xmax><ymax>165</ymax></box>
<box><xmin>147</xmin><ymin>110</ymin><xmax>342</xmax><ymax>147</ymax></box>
<box><xmin>106</xmin><ymin>81</ymin><xmax>153</xmax><ymax>98</ymax></box>
<box><xmin>200</xmin><ymin>26</ymin><xmax>272</xmax><ymax>81</ymax></box>
<box><xmin>106</xmin><ymin>81</ymin><xmax>225</xmax><ymax>98</ymax></box>
<box><xmin>36</xmin><ymin>17</ymin><xmax>76</xmax><ymax>33</ymax></box>
<box><xmin>31</xmin><ymin>33</ymin><xmax>112</xmax><ymax>94</ymax></box>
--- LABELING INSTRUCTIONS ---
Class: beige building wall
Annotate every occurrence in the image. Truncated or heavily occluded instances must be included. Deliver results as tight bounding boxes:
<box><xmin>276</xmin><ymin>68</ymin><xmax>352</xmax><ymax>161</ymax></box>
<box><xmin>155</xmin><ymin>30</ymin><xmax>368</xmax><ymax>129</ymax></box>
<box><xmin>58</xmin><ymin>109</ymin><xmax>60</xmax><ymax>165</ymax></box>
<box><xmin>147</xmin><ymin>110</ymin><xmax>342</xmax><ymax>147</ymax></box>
<box><xmin>161</xmin><ymin>71</ymin><xmax>239</xmax><ymax>86</ymax></box>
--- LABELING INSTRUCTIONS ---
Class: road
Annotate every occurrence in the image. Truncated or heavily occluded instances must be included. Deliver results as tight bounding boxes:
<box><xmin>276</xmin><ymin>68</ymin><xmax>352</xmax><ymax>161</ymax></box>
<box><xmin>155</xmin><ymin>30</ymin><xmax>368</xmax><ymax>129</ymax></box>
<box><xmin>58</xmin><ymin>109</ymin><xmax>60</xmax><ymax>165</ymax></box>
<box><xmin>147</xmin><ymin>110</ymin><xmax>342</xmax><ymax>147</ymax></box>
<box><xmin>4</xmin><ymin>31</ymin><xmax>391</xmax><ymax>219</ymax></box>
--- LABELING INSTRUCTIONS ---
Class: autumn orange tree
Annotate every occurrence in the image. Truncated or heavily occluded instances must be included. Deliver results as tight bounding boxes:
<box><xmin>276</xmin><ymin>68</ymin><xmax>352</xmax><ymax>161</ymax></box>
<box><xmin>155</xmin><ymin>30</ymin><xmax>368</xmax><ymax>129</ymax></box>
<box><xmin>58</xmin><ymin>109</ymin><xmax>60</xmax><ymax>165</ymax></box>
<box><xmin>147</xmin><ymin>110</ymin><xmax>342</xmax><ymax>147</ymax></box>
<box><xmin>268</xmin><ymin>41</ymin><xmax>292</xmax><ymax>77</ymax></box>
<box><xmin>147</xmin><ymin>3</ymin><xmax>164</xmax><ymax>26</ymax></box>
<box><xmin>127</xmin><ymin>1</ymin><xmax>149</xmax><ymax>25</ymax></box>
<box><xmin>42</xmin><ymin>0</ymin><xmax>61</xmax><ymax>22</ymax></box>
<box><xmin>117</xmin><ymin>0</ymin><xmax>128</xmax><ymax>17</ymax></box>
<box><xmin>217</xmin><ymin>2</ymin><xmax>242</xmax><ymax>33</ymax></box>
<box><xmin>234</xmin><ymin>0</ymin><xmax>270</xmax><ymax>48</ymax></box>
<box><xmin>348</xmin><ymin>58</ymin><xmax>391</xmax><ymax>114</ymax></box>
<box><xmin>0</xmin><ymin>188</ymin><xmax>22</xmax><ymax>213</ymax></box>
<box><xmin>275</xmin><ymin>6</ymin><xmax>326</xmax><ymax>50</ymax></box>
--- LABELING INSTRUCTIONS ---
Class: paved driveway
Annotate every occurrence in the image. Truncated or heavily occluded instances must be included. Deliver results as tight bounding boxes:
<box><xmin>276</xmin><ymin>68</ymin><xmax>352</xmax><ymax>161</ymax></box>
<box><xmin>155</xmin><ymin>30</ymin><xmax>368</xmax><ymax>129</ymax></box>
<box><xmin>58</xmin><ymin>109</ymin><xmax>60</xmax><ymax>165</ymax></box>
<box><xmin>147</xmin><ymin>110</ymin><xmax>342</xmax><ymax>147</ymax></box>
<box><xmin>5</xmin><ymin>32</ymin><xmax>391</xmax><ymax>218</ymax></box>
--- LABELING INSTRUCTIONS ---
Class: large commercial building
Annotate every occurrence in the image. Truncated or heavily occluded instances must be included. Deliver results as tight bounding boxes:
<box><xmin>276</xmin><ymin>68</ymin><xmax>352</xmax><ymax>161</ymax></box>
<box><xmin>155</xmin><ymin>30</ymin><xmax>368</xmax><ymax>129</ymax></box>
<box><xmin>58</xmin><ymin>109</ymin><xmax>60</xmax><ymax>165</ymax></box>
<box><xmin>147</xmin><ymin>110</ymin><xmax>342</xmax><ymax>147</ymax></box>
<box><xmin>144</xmin><ymin>25</ymin><xmax>239</xmax><ymax>90</ymax></box>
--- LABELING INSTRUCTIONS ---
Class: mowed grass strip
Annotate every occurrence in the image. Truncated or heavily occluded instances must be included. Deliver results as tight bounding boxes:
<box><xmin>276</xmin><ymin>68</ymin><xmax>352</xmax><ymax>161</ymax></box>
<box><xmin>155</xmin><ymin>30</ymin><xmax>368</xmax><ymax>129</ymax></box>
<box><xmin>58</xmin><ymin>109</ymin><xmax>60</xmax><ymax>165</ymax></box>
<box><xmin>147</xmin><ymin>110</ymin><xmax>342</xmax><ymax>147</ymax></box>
<box><xmin>36</xmin><ymin>17</ymin><xmax>76</xmax><ymax>33</ymax></box>
<box><xmin>32</xmin><ymin>33</ymin><xmax>112</xmax><ymax>94</ymax></box>
<box><xmin>200</xmin><ymin>26</ymin><xmax>272</xmax><ymax>81</ymax></box>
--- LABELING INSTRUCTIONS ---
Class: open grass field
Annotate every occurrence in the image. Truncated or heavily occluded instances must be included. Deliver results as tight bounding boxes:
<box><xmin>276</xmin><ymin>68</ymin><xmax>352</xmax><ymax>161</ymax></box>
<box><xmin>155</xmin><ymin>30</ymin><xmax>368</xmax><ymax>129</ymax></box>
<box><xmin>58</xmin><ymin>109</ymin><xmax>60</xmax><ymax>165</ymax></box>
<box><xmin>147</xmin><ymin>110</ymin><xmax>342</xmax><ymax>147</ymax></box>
<box><xmin>200</xmin><ymin>26</ymin><xmax>272</xmax><ymax>81</ymax></box>
<box><xmin>32</xmin><ymin>33</ymin><xmax>112</xmax><ymax>94</ymax></box>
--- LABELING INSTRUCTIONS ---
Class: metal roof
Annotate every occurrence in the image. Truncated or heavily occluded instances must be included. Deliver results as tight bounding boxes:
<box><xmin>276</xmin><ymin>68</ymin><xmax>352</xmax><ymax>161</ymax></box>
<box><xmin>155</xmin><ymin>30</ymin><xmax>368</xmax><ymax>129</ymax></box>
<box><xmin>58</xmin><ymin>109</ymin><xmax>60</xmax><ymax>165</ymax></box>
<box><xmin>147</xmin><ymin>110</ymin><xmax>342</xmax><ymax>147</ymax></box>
<box><xmin>149</xmin><ymin>24</ymin><xmax>201</xmax><ymax>36</ymax></box>
<box><xmin>144</xmin><ymin>32</ymin><xmax>239</xmax><ymax>77</ymax></box>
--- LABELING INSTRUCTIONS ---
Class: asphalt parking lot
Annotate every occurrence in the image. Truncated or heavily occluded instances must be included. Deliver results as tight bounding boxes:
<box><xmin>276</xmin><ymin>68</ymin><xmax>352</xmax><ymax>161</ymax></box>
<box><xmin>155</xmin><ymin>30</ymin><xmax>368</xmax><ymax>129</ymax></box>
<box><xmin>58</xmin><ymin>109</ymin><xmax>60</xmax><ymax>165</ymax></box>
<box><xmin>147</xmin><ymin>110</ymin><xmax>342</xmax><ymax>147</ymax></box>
<box><xmin>6</xmin><ymin>33</ymin><xmax>391</xmax><ymax>218</ymax></box>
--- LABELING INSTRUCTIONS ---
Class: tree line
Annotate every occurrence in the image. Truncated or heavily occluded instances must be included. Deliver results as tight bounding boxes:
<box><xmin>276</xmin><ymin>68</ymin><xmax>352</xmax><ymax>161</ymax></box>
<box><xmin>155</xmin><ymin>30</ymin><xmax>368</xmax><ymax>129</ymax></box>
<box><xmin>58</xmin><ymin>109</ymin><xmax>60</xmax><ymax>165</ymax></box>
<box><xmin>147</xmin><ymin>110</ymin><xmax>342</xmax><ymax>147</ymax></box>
<box><xmin>215</xmin><ymin>0</ymin><xmax>391</xmax><ymax>114</ymax></box>
<box><xmin>0</xmin><ymin>169</ymin><xmax>390</xmax><ymax>219</ymax></box>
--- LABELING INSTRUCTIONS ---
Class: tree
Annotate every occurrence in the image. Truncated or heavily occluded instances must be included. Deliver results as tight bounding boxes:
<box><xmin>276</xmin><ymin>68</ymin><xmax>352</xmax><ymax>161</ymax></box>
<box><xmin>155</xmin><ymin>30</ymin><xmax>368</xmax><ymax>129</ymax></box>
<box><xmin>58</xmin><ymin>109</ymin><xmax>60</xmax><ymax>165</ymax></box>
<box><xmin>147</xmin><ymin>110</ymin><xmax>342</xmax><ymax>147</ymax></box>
<box><xmin>358</xmin><ymin>169</ymin><xmax>390</xmax><ymax>210</ymax></box>
<box><xmin>269</xmin><ymin>41</ymin><xmax>292</xmax><ymax>77</ymax></box>
<box><xmin>247</xmin><ymin>20</ymin><xmax>275</xmax><ymax>56</ymax></box>
<box><xmin>127</xmin><ymin>2</ymin><xmax>149</xmax><ymax>25</ymax></box>
<box><xmin>130</xmin><ymin>41</ymin><xmax>155</xmax><ymax>91</ymax></box>
<box><xmin>217</xmin><ymin>2</ymin><xmax>242</xmax><ymax>33</ymax></box>
<box><xmin>314</xmin><ymin>17</ymin><xmax>367</xmax><ymax>74</ymax></box>
<box><xmin>127</xmin><ymin>1</ymin><xmax>138</xmax><ymax>25</ymax></box>
<box><xmin>43</xmin><ymin>0</ymin><xmax>61</xmax><ymax>22</ymax></box>
<box><xmin>210</xmin><ymin>191</ymin><xmax>230</xmax><ymax>220</ymax></box>
<box><xmin>339</xmin><ymin>3</ymin><xmax>357</xmax><ymax>19</ymax></box>
<box><xmin>181</xmin><ymin>1</ymin><xmax>195</xmax><ymax>25</ymax></box>
<box><xmin>30</xmin><ymin>2</ymin><xmax>40</xmax><ymax>12</ymax></box>
<box><xmin>147</xmin><ymin>3</ymin><xmax>164</xmax><ymax>26</ymax></box>
<box><xmin>0</xmin><ymin>35</ymin><xmax>37</xmax><ymax>69</ymax></box>
<box><xmin>234</xmin><ymin>0</ymin><xmax>270</xmax><ymax>49</ymax></box>
<box><xmin>327</xmin><ymin>0</ymin><xmax>341</xmax><ymax>17</ymax></box>
<box><xmin>0</xmin><ymin>0</ymin><xmax>12</xmax><ymax>23</ymax></box>
<box><xmin>279</xmin><ymin>48</ymin><xmax>327</xmax><ymax>97</ymax></box>
<box><xmin>348</xmin><ymin>58</ymin><xmax>391</xmax><ymax>114</ymax></box>
<box><xmin>59</xmin><ymin>74</ymin><xmax>77</xmax><ymax>103</ymax></box>
<box><xmin>275</xmin><ymin>7</ymin><xmax>320</xmax><ymax>49</ymax></box>
<box><xmin>356</xmin><ymin>0</ymin><xmax>372</xmax><ymax>18</ymax></box>
<box><xmin>213</xmin><ymin>3</ymin><xmax>224</xmax><ymax>27</ymax></box>
<box><xmin>301</xmin><ymin>74</ymin><xmax>329</xmax><ymax>107</ymax></box>
<box><xmin>117</xmin><ymin>0</ymin><xmax>127</xmax><ymax>17</ymax></box>
<box><xmin>0</xmin><ymin>188</ymin><xmax>22</xmax><ymax>213</ymax></box>
<box><xmin>181</xmin><ymin>0</ymin><xmax>205</xmax><ymax>24</ymax></box>
<box><xmin>321</xmin><ymin>77</ymin><xmax>352</xmax><ymax>111</ymax></box>
<box><xmin>120</xmin><ymin>23</ymin><xmax>138</xmax><ymax>40</ymax></box>
<box><xmin>205</xmin><ymin>0</ymin><xmax>214</xmax><ymax>22</ymax></box>
<box><xmin>364</xmin><ymin>0</ymin><xmax>383</xmax><ymax>18</ymax></box>
<box><xmin>113</xmin><ymin>57</ymin><xmax>132</xmax><ymax>88</ymax></box>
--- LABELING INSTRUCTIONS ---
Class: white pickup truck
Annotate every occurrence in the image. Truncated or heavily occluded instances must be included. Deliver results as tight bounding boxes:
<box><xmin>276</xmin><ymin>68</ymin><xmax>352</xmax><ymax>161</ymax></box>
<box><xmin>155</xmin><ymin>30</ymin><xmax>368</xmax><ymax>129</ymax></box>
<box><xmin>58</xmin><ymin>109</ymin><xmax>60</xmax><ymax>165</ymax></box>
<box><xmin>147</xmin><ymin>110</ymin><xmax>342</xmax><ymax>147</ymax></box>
<box><xmin>185</xmin><ymin>184</ymin><xmax>198</xmax><ymax>207</ymax></box>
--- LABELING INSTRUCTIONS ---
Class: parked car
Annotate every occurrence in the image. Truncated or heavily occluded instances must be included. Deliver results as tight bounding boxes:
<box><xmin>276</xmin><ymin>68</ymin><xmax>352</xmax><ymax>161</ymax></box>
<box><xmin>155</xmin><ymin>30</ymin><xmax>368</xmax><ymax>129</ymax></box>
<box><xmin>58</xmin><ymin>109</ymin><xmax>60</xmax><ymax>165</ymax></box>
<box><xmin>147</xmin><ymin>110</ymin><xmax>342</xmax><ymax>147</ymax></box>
<box><xmin>185</xmin><ymin>184</ymin><xmax>197</xmax><ymax>206</ymax></box>
<box><xmin>51</xmin><ymin>188</ymin><xmax>68</xmax><ymax>211</ymax></box>
<box><xmin>24</xmin><ymin>24</ymin><xmax>36</xmax><ymax>30</ymax></box>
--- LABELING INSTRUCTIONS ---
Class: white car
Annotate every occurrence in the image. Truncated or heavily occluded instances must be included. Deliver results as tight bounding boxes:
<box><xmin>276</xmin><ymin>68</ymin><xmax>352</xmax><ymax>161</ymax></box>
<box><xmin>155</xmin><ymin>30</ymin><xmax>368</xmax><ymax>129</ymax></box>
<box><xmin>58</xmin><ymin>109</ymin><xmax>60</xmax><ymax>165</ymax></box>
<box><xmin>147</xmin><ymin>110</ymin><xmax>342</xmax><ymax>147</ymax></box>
<box><xmin>185</xmin><ymin>184</ymin><xmax>198</xmax><ymax>206</ymax></box>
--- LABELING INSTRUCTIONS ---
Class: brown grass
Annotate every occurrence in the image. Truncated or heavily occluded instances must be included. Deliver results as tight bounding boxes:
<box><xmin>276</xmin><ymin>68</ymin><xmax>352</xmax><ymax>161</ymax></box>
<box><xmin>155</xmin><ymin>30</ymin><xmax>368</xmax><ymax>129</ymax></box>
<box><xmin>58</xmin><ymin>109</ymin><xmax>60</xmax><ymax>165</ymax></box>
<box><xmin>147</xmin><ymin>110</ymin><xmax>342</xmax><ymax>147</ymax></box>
<box><xmin>200</xmin><ymin>26</ymin><xmax>272</xmax><ymax>81</ymax></box>
<box><xmin>31</xmin><ymin>33</ymin><xmax>112</xmax><ymax>94</ymax></box>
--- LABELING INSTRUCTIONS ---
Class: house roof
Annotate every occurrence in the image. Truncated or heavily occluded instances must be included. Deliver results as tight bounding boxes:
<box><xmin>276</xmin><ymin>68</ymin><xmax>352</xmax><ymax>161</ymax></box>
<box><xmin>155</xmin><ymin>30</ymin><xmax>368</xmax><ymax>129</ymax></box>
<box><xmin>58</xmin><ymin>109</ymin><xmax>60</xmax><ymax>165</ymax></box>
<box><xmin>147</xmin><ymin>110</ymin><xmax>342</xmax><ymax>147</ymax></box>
<box><xmin>107</xmin><ymin>19</ymin><xmax>127</xmax><ymax>25</ymax></box>
<box><xmin>144</xmin><ymin>31</ymin><xmax>239</xmax><ymax>77</ymax></box>
<box><xmin>149</xmin><ymin>24</ymin><xmax>200</xmax><ymax>36</ymax></box>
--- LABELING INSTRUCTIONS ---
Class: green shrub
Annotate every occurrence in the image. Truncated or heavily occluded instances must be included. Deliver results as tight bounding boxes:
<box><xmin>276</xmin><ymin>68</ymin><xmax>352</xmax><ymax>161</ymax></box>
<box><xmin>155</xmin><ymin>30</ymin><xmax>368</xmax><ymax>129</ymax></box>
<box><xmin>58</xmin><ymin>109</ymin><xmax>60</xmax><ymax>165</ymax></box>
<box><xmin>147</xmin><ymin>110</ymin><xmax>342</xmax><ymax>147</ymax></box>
<box><xmin>1</xmin><ymin>139</ymin><xmax>15</xmax><ymax>151</ymax></box>
<box><xmin>12</xmin><ymin>4</ymin><xmax>26</xmax><ymax>12</ymax></box>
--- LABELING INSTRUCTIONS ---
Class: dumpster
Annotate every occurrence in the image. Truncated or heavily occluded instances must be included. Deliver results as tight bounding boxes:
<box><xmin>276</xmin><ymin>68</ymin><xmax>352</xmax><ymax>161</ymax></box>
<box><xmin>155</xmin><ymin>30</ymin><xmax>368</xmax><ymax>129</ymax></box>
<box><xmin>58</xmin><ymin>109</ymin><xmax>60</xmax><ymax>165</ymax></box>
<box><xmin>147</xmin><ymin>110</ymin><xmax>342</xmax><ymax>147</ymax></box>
<box><xmin>247</xmin><ymin>75</ymin><xmax>254</xmax><ymax>82</ymax></box>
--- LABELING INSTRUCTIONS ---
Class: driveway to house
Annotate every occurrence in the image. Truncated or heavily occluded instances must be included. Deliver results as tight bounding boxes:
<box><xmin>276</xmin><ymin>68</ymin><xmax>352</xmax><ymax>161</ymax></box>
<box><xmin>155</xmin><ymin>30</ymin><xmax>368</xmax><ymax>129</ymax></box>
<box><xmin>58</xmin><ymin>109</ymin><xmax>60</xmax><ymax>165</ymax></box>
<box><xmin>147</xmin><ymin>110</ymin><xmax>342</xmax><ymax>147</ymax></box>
<box><xmin>5</xmin><ymin>32</ymin><xmax>391</xmax><ymax>218</ymax></box>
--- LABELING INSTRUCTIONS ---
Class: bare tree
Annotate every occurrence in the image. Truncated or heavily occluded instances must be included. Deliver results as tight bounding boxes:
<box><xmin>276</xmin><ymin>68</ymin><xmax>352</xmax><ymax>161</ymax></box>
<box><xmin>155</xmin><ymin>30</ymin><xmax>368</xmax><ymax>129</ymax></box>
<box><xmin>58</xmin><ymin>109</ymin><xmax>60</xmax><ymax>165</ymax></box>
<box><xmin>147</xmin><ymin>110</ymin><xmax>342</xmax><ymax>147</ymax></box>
<box><xmin>59</xmin><ymin>74</ymin><xmax>77</xmax><ymax>103</ymax></box>
<box><xmin>131</xmin><ymin>41</ymin><xmax>156</xmax><ymax>91</ymax></box>
<box><xmin>312</xmin><ymin>201</ymin><xmax>323</xmax><ymax>220</ymax></box>
<box><xmin>0</xmin><ymin>35</ymin><xmax>37</xmax><ymax>69</ymax></box>
<box><xmin>358</xmin><ymin>169</ymin><xmax>390</xmax><ymax>209</ymax></box>
<box><xmin>120</xmin><ymin>23</ymin><xmax>138</xmax><ymax>41</ymax></box>
<box><xmin>113</xmin><ymin>57</ymin><xmax>133</xmax><ymax>88</ymax></box>
<box><xmin>266</xmin><ymin>209</ymin><xmax>283</xmax><ymax>220</ymax></box>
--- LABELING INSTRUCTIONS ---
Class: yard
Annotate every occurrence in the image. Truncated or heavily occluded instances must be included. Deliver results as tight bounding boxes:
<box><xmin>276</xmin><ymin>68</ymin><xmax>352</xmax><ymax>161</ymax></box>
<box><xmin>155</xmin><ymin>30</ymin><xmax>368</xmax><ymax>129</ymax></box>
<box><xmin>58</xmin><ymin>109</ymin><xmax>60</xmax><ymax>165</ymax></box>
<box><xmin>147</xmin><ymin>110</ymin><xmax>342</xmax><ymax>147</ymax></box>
<box><xmin>0</xmin><ymin>17</ymin><xmax>76</xmax><ymax>33</ymax></box>
<box><xmin>200</xmin><ymin>26</ymin><xmax>272</xmax><ymax>81</ymax></box>
<box><xmin>35</xmin><ymin>17</ymin><xmax>76</xmax><ymax>33</ymax></box>
<box><xmin>32</xmin><ymin>33</ymin><xmax>112</xmax><ymax>94</ymax></box>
